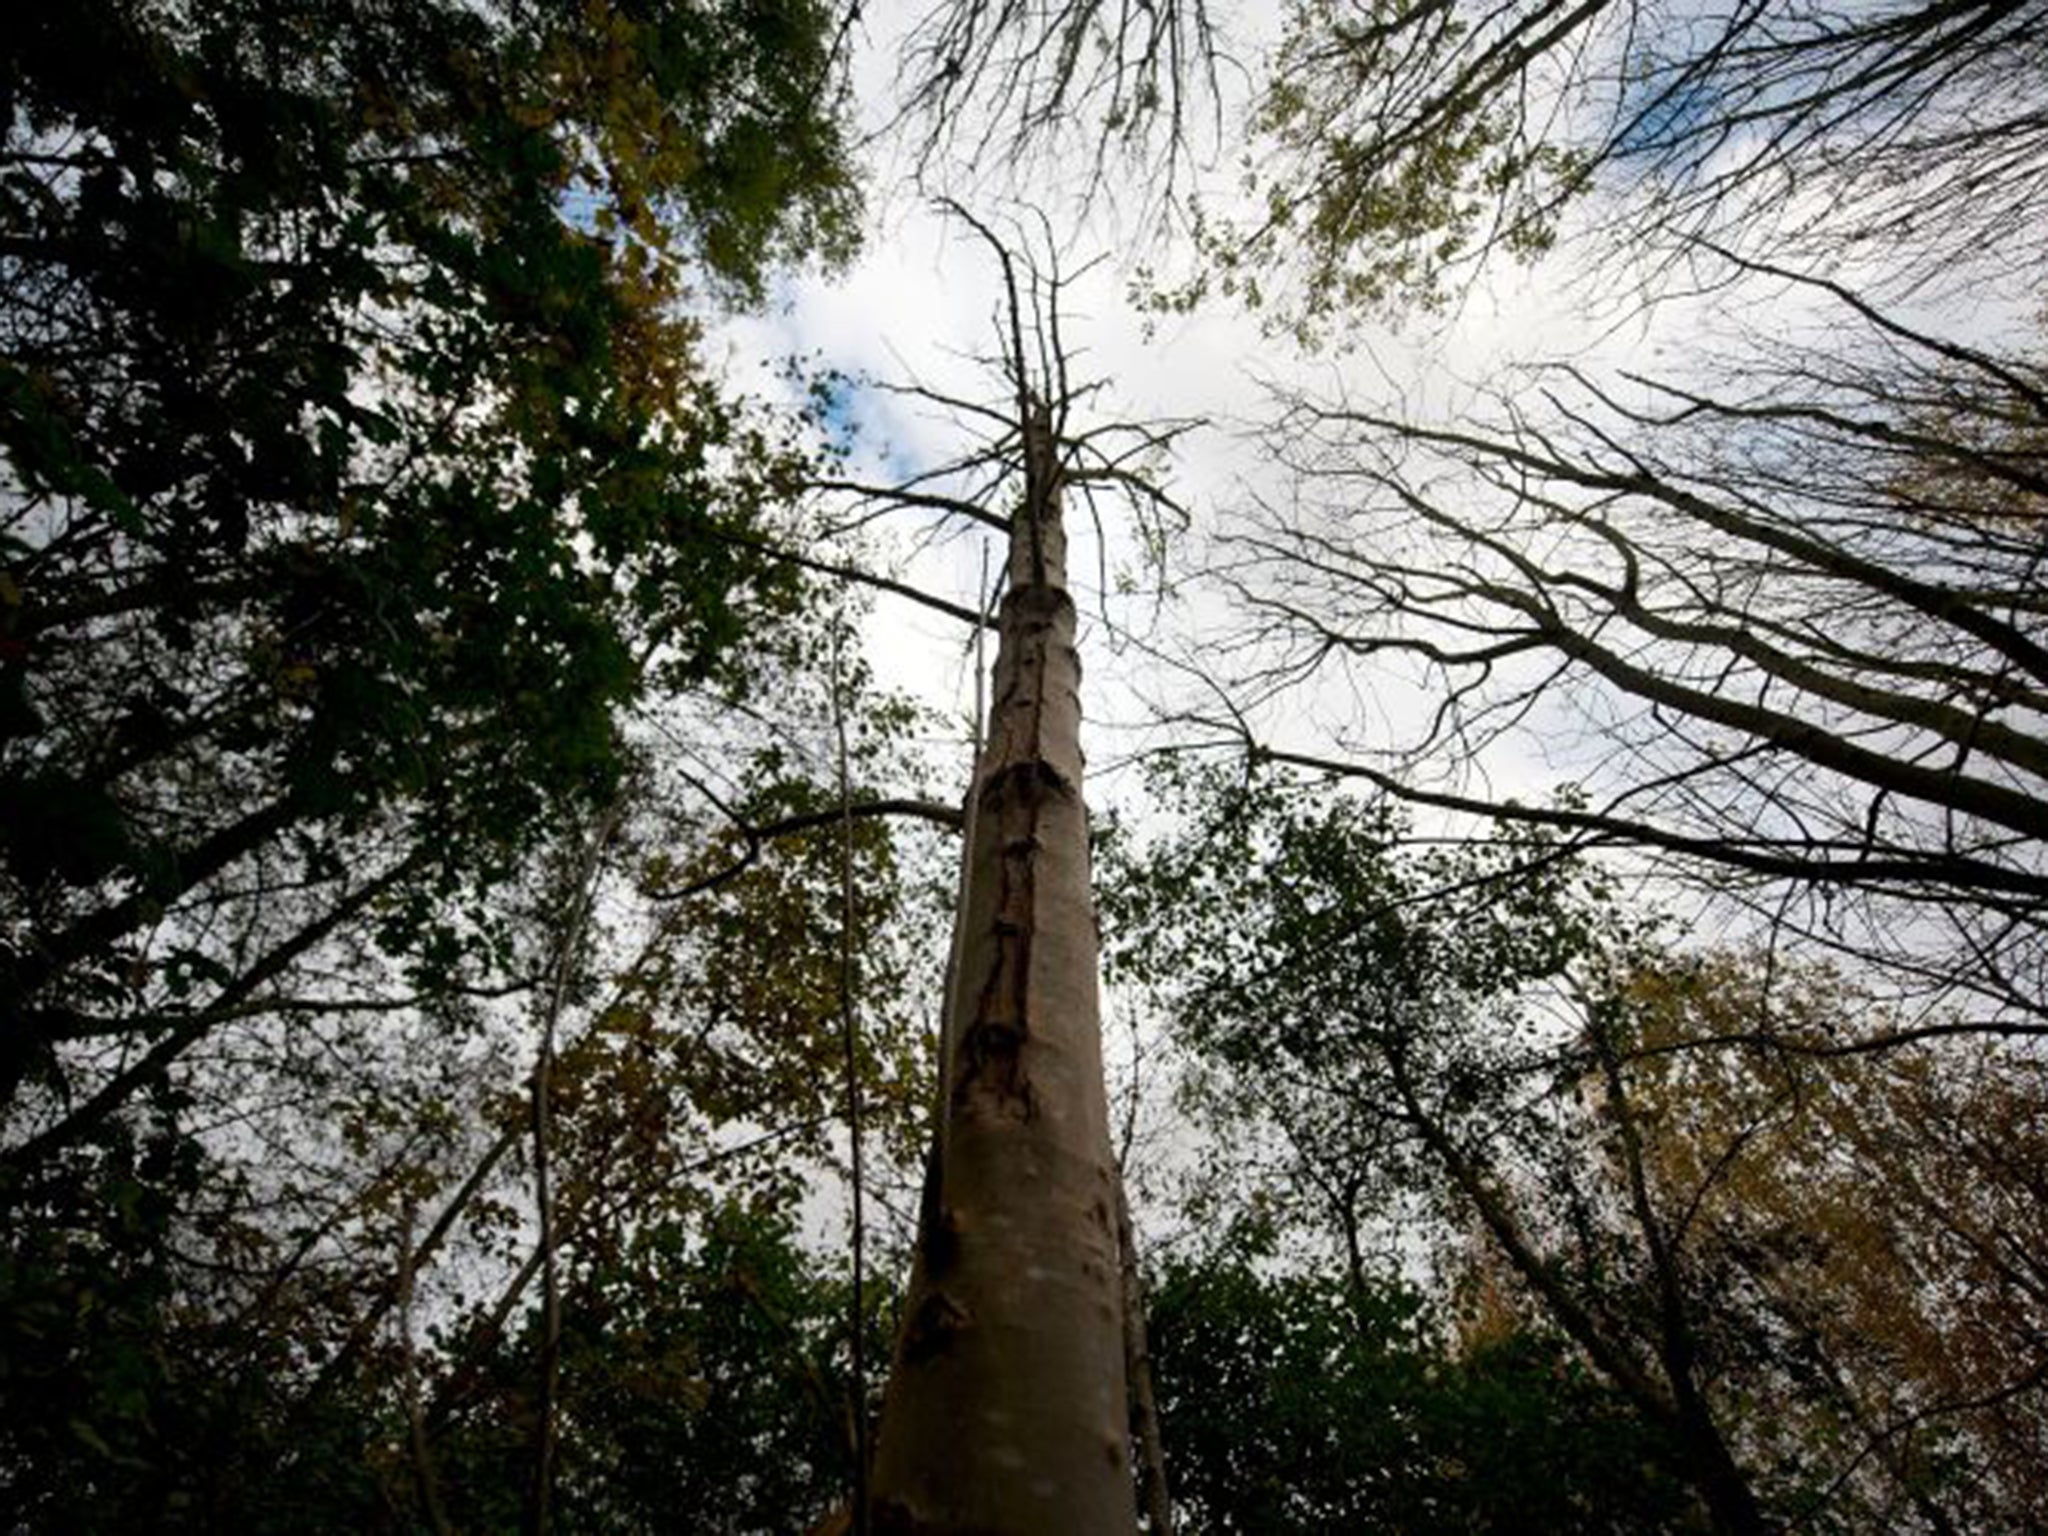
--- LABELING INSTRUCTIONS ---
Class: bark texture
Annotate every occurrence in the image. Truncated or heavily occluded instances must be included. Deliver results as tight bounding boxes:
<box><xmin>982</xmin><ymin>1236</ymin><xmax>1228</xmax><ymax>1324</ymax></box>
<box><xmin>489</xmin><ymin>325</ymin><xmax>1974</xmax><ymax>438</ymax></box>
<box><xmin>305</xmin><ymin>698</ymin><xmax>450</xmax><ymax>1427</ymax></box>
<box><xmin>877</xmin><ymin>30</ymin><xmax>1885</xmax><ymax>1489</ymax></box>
<box><xmin>869</xmin><ymin>407</ymin><xmax>1137</xmax><ymax>1535</ymax></box>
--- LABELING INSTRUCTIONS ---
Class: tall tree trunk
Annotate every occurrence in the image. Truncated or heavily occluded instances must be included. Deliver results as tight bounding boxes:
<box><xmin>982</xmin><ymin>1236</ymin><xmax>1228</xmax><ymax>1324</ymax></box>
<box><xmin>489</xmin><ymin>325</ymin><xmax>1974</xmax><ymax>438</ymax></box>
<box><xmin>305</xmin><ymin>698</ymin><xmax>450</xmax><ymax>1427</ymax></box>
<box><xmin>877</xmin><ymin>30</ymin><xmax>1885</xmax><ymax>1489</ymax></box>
<box><xmin>868</xmin><ymin>402</ymin><xmax>1137</xmax><ymax>1534</ymax></box>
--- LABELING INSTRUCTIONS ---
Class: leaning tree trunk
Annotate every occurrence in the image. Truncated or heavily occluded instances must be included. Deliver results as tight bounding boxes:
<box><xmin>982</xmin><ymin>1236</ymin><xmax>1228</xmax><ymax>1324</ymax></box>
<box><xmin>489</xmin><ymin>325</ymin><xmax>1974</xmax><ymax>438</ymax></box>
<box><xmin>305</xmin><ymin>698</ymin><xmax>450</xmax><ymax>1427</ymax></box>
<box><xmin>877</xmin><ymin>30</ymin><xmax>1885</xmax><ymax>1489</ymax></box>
<box><xmin>868</xmin><ymin>404</ymin><xmax>1137</xmax><ymax>1534</ymax></box>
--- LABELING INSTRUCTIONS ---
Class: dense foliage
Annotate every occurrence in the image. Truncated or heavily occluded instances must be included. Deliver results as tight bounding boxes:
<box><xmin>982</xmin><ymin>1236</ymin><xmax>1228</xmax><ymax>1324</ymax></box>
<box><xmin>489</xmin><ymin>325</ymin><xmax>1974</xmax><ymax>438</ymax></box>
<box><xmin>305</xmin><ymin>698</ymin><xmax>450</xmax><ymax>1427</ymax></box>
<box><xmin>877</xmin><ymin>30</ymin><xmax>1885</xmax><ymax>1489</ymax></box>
<box><xmin>1102</xmin><ymin>764</ymin><xmax>2048</xmax><ymax>1531</ymax></box>
<box><xmin>1</xmin><ymin>0</ymin><xmax>858</xmax><ymax>1111</ymax></box>
<box><xmin>1147</xmin><ymin>1252</ymin><xmax>1692</xmax><ymax>1533</ymax></box>
<box><xmin>0</xmin><ymin>2</ymin><xmax>913</xmax><ymax>1529</ymax></box>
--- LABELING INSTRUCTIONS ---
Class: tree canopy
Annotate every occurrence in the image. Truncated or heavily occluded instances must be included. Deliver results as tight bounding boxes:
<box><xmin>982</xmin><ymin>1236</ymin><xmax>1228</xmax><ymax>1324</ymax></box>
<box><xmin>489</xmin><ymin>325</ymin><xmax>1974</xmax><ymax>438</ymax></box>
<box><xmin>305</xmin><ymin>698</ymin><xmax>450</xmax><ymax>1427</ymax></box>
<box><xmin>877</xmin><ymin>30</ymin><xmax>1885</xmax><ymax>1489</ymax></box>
<box><xmin>7</xmin><ymin>0</ymin><xmax>2048</xmax><ymax>1531</ymax></box>
<box><xmin>1</xmin><ymin>3</ymin><xmax>911</xmax><ymax>1528</ymax></box>
<box><xmin>1</xmin><ymin>0</ymin><xmax>862</xmax><ymax>1112</ymax></box>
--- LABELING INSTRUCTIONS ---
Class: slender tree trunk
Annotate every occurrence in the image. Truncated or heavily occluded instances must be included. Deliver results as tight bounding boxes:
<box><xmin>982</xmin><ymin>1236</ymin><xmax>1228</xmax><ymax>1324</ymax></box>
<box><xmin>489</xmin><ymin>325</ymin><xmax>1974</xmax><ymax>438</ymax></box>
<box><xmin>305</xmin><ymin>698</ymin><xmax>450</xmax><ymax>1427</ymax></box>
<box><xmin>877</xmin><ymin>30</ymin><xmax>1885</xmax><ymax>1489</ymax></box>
<box><xmin>1675</xmin><ymin>1392</ymin><xmax>1772</xmax><ymax>1536</ymax></box>
<box><xmin>1117</xmin><ymin>1181</ymin><xmax>1173</xmax><ymax>1536</ymax></box>
<box><xmin>868</xmin><ymin>402</ymin><xmax>1137</xmax><ymax>1534</ymax></box>
<box><xmin>1591</xmin><ymin>1014</ymin><xmax>1771</xmax><ymax>1536</ymax></box>
<box><xmin>398</xmin><ymin>1197</ymin><xmax>457</xmax><ymax>1536</ymax></box>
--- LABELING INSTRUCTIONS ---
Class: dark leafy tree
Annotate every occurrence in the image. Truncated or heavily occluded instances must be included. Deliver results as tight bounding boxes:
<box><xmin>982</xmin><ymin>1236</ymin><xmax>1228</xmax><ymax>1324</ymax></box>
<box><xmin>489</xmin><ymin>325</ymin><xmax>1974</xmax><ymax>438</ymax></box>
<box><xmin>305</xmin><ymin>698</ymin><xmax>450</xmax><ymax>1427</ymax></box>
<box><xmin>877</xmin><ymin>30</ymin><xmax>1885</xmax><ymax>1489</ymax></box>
<box><xmin>1100</xmin><ymin>761</ymin><xmax>2048</xmax><ymax>1532</ymax></box>
<box><xmin>1</xmin><ymin>0</ymin><xmax>859</xmax><ymax>1127</ymax></box>
<box><xmin>0</xmin><ymin>671</ymin><xmax>952</xmax><ymax>1529</ymax></box>
<box><xmin>1146</xmin><ymin>1249</ymin><xmax>1694</xmax><ymax>1534</ymax></box>
<box><xmin>1617</xmin><ymin>955</ymin><xmax>2048</xmax><ymax>1533</ymax></box>
<box><xmin>428</xmin><ymin>1197</ymin><xmax>900</xmax><ymax>1536</ymax></box>
<box><xmin>0</xmin><ymin>3</ymin><xmax>925</xmax><ymax>1527</ymax></box>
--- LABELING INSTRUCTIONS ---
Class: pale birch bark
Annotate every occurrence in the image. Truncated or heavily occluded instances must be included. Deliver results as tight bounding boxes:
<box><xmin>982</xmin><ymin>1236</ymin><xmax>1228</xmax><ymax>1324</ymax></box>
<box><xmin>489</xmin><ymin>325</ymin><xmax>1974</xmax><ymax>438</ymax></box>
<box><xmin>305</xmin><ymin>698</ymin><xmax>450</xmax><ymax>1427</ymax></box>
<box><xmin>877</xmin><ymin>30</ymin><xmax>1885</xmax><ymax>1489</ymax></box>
<box><xmin>869</xmin><ymin>404</ymin><xmax>1137</xmax><ymax>1534</ymax></box>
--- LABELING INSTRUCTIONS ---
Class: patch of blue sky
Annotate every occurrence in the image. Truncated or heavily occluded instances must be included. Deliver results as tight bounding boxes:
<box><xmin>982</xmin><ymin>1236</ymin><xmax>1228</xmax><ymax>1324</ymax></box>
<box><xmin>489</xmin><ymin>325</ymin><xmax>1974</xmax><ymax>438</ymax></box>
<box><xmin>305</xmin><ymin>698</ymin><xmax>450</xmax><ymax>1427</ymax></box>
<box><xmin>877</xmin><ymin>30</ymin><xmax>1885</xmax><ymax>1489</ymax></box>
<box><xmin>1592</xmin><ymin>0</ymin><xmax>1775</xmax><ymax>171</ymax></box>
<box><xmin>557</xmin><ymin>179</ymin><xmax>605</xmax><ymax>237</ymax></box>
<box><xmin>811</xmin><ymin>368</ymin><xmax>862</xmax><ymax>455</ymax></box>
<box><xmin>1601</xmin><ymin>0</ymin><xmax>1924</xmax><ymax>173</ymax></box>
<box><xmin>1610</xmin><ymin>64</ymin><xmax>1727</xmax><ymax>168</ymax></box>
<box><xmin>810</xmin><ymin>367</ymin><xmax>925</xmax><ymax>485</ymax></box>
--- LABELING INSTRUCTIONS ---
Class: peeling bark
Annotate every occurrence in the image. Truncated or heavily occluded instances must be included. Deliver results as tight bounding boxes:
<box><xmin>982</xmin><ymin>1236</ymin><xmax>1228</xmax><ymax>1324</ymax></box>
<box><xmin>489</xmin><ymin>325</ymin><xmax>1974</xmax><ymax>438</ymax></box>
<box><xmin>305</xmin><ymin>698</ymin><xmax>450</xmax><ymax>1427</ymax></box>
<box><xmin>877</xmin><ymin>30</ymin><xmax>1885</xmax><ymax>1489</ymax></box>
<box><xmin>868</xmin><ymin>404</ymin><xmax>1137</xmax><ymax>1534</ymax></box>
